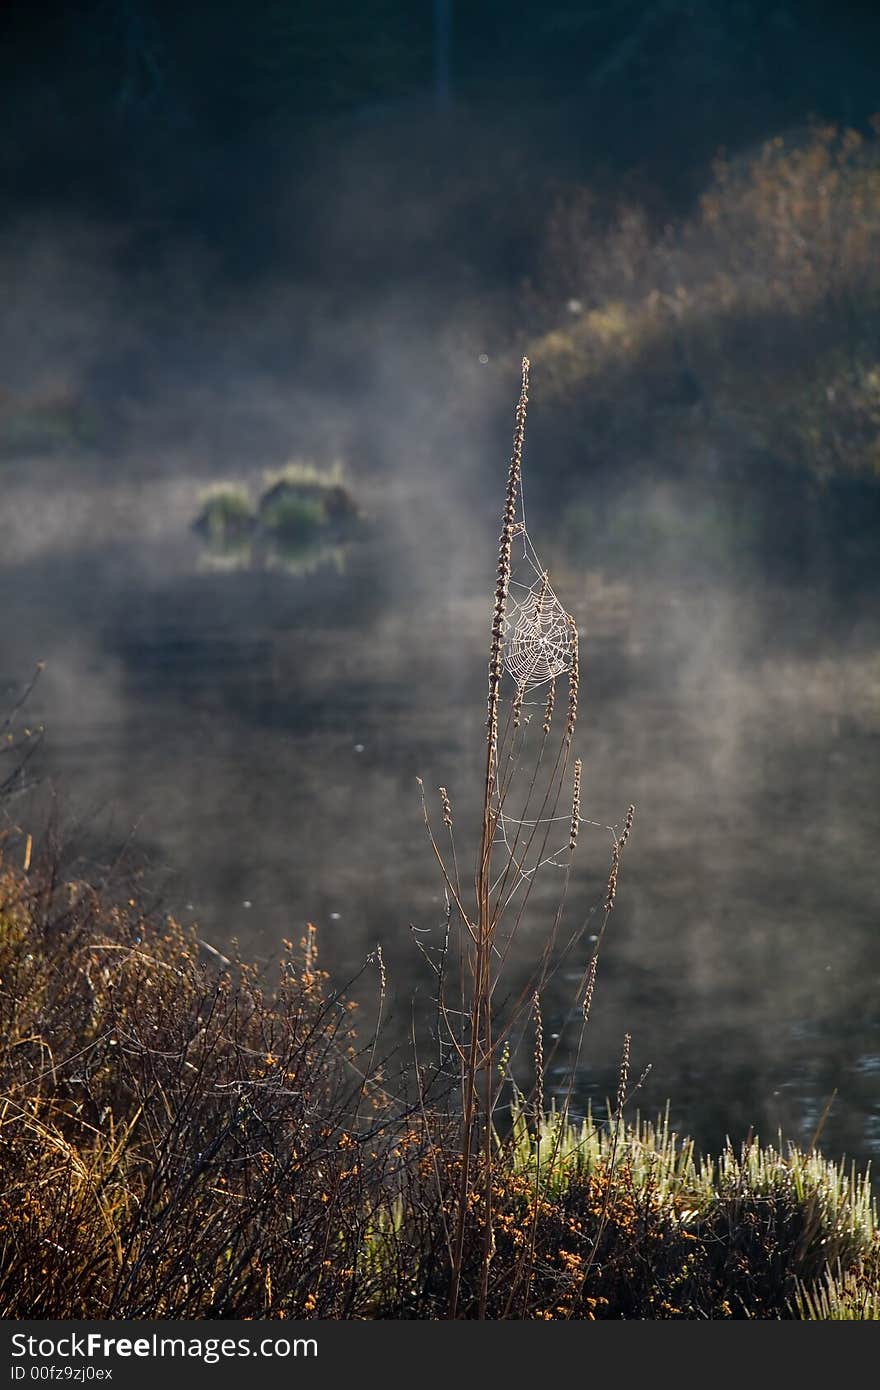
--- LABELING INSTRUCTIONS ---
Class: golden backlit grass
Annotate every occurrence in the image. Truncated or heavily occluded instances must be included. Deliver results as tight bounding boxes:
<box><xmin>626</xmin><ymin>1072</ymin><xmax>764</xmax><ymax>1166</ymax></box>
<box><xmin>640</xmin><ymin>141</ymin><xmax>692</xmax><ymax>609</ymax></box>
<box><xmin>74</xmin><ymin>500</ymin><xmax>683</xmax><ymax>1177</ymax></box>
<box><xmin>529</xmin><ymin>123</ymin><xmax>880</xmax><ymax>480</ymax></box>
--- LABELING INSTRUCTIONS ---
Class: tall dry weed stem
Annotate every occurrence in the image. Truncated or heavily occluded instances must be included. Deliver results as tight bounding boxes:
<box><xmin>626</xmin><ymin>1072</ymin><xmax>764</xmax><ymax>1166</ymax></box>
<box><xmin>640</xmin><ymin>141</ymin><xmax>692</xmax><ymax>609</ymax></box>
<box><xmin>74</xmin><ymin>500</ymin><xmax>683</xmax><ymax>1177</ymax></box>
<box><xmin>425</xmin><ymin>360</ymin><xmax>638</xmax><ymax>1317</ymax></box>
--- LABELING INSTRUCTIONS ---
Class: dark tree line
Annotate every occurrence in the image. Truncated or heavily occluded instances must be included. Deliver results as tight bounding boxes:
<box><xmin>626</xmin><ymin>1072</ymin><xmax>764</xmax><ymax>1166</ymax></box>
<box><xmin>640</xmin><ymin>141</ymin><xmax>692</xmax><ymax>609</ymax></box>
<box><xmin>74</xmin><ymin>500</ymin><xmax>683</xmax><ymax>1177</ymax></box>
<box><xmin>2</xmin><ymin>1</ymin><xmax>879</xmax><ymax>262</ymax></box>
<box><xmin>5</xmin><ymin>2</ymin><xmax>879</xmax><ymax>141</ymax></box>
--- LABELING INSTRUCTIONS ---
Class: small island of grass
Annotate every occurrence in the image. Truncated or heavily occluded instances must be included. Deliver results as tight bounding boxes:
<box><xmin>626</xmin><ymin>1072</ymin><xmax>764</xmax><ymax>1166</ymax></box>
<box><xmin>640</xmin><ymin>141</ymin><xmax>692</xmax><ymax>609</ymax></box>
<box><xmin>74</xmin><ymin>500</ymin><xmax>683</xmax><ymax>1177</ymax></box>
<box><xmin>193</xmin><ymin>464</ymin><xmax>363</xmax><ymax>572</ymax></box>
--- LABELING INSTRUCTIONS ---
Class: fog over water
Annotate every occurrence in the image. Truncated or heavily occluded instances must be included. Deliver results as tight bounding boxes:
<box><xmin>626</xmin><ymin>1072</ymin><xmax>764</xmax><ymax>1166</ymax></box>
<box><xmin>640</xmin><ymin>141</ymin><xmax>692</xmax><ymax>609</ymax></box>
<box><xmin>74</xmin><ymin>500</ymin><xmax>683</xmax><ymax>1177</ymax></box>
<box><xmin>2</xmin><ymin>74</ymin><xmax>879</xmax><ymax>1177</ymax></box>
<box><xmin>3</xmin><ymin>255</ymin><xmax>879</xmax><ymax>1176</ymax></box>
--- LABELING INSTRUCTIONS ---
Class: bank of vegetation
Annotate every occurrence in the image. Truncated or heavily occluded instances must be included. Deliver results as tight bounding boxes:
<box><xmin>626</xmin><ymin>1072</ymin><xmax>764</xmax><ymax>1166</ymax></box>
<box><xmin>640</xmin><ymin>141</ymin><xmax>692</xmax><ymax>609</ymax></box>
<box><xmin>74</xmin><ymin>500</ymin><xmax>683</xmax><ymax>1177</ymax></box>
<box><xmin>1</xmin><ymin>359</ymin><xmax>877</xmax><ymax>1320</ymax></box>
<box><xmin>0</xmin><ymin>849</ymin><xmax>876</xmax><ymax>1319</ymax></box>
<box><xmin>516</xmin><ymin>124</ymin><xmax>880</xmax><ymax>586</ymax></box>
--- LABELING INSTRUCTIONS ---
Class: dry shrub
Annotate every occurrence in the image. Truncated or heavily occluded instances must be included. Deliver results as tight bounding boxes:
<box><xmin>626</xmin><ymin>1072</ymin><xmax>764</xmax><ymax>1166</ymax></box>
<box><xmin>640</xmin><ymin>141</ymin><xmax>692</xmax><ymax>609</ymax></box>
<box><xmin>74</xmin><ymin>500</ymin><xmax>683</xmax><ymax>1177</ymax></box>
<box><xmin>1</xmin><ymin>847</ymin><xmax>877</xmax><ymax>1318</ymax></box>
<box><xmin>0</xmin><ymin>855</ymin><xmax>418</xmax><ymax>1318</ymax></box>
<box><xmin>530</xmin><ymin>122</ymin><xmax>880</xmax><ymax>479</ymax></box>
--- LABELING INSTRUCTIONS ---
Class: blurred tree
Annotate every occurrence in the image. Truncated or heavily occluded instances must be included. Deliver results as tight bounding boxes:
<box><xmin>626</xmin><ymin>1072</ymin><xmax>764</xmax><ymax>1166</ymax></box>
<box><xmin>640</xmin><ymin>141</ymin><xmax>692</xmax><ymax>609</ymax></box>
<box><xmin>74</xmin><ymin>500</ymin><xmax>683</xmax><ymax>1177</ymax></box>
<box><xmin>3</xmin><ymin>0</ymin><xmax>880</xmax><ymax>222</ymax></box>
<box><xmin>433</xmin><ymin>0</ymin><xmax>452</xmax><ymax>110</ymax></box>
<box><xmin>110</xmin><ymin>0</ymin><xmax>169</xmax><ymax>119</ymax></box>
<box><xmin>162</xmin><ymin>1</ymin><xmax>432</xmax><ymax>132</ymax></box>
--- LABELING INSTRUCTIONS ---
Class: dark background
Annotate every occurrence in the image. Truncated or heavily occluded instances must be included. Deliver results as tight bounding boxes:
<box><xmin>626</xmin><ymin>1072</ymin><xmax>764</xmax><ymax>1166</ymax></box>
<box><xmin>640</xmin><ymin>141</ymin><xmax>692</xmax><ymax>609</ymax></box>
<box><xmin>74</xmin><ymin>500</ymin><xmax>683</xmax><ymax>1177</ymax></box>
<box><xmin>5</xmin><ymin>2</ymin><xmax>880</xmax><ymax>285</ymax></box>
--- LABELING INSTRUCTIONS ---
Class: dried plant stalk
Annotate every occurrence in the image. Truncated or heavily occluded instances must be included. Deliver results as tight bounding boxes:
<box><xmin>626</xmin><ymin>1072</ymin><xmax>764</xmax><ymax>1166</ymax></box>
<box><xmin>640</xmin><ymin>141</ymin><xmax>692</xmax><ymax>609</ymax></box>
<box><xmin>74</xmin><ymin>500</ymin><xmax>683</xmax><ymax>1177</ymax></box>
<box><xmin>569</xmin><ymin>758</ymin><xmax>582</xmax><ymax>851</ymax></box>
<box><xmin>487</xmin><ymin>357</ymin><xmax>529</xmax><ymax>755</ymax></box>
<box><xmin>604</xmin><ymin>805</ymin><xmax>635</xmax><ymax>912</ymax></box>
<box><xmin>565</xmin><ymin>620</ymin><xmax>579</xmax><ymax>745</ymax></box>
<box><xmin>512</xmin><ymin>688</ymin><xmax>524</xmax><ymax>730</ymax></box>
<box><xmin>542</xmin><ymin>679</ymin><xmax>556</xmax><ymax>734</ymax></box>
<box><xmin>450</xmin><ymin>356</ymin><xmax>530</xmax><ymax>1322</ymax></box>
<box><xmin>582</xmin><ymin>953</ymin><xmax>598</xmax><ymax>1024</ymax></box>
<box><xmin>532</xmin><ymin>991</ymin><xmax>545</xmax><ymax>1131</ymax></box>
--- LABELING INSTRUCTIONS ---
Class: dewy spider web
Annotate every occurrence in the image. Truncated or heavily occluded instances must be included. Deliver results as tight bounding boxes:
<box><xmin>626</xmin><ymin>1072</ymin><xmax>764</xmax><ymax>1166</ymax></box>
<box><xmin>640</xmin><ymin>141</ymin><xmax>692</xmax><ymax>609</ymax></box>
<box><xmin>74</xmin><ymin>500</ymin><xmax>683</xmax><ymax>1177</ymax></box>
<box><xmin>503</xmin><ymin>507</ymin><xmax>574</xmax><ymax>698</ymax></box>
<box><xmin>486</xmin><ymin>472</ymin><xmax>623</xmax><ymax>909</ymax></box>
<box><xmin>488</xmin><ymin>475</ymin><xmax>595</xmax><ymax>902</ymax></box>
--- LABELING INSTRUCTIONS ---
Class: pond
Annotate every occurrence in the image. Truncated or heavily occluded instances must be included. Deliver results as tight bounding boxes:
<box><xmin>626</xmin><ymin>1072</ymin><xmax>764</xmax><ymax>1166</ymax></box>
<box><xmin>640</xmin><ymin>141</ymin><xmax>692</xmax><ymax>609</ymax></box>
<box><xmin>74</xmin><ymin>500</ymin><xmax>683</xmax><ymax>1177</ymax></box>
<box><xmin>3</xmin><ymin>444</ymin><xmax>879</xmax><ymax>1175</ymax></box>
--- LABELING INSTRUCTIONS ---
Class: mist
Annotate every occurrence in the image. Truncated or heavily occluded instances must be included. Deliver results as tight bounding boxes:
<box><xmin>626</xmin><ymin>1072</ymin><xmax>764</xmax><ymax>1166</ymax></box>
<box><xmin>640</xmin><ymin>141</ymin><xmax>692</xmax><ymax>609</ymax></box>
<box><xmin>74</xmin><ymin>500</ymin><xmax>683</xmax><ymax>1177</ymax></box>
<box><xmin>2</xmin><ymin>1</ymin><xmax>879</xmax><ymax>1177</ymax></box>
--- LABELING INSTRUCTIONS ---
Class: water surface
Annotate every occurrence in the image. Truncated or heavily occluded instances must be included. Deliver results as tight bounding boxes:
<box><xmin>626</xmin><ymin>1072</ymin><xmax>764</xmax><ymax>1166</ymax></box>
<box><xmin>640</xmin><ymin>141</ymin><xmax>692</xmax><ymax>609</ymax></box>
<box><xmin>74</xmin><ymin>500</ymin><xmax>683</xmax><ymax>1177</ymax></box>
<box><xmin>4</xmin><ymin>448</ymin><xmax>879</xmax><ymax>1173</ymax></box>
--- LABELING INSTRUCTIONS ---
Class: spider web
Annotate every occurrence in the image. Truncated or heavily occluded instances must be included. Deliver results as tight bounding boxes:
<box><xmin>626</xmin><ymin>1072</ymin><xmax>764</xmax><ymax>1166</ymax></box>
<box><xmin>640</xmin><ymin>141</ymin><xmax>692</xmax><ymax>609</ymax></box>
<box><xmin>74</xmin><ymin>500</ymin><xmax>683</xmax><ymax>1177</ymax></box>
<box><xmin>503</xmin><ymin>516</ymin><xmax>574</xmax><ymax>697</ymax></box>
<box><xmin>489</xmin><ymin>484</ymin><xmax>588</xmax><ymax>897</ymax></box>
<box><xmin>489</xmin><ymin>480</ymin><xmax>624</xmax><ymax>906</ymax></box>
<box><xmin>422</xmin><ymin>451</ymin><xmax>629</xmax><ymax>1079</ymax></box>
